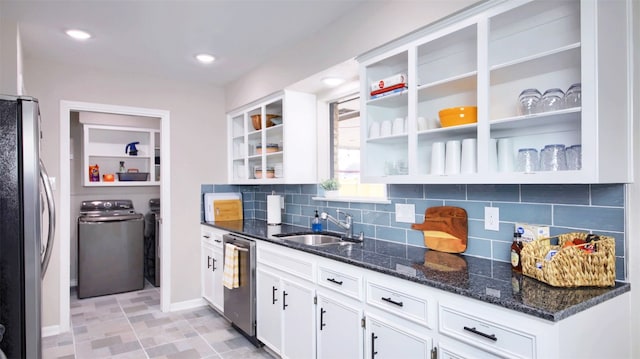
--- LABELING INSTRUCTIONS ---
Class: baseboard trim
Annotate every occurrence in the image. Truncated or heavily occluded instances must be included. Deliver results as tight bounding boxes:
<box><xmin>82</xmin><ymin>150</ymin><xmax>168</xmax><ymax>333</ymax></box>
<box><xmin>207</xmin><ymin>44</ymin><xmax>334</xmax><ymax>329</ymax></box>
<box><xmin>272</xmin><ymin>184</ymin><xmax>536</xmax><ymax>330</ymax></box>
<box><xmin>42</xmin><ymin>325</ymin><xmax>62</xmax><ymax>338</ymax></box>
<box><xmin>169</xmin><ymin>298</ymin><xmax>208</xmax><ymax>312</ymax></box>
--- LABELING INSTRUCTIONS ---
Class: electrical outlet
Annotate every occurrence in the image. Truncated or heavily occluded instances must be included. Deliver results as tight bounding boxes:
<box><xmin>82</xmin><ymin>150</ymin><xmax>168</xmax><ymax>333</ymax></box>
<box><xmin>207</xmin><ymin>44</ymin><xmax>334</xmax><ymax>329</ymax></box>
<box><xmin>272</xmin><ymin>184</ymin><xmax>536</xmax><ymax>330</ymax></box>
<box><xmin>484</xmin><ymin>207</ymin><xmax>499</xmax><ymax>231</ymax></box>
<box><xmin>395</xmin><ymin>203</ymin><xmax>415</xmax><ymax>223</ymax></box>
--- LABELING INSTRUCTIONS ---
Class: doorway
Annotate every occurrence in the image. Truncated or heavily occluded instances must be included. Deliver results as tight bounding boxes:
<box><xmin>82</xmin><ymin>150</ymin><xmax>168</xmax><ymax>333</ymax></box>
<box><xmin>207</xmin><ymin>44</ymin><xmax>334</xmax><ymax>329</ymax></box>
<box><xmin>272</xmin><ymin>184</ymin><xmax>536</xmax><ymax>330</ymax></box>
<box><xmin>58</xmin><ymin>101</ymin><xmax>171</xmax><ymax>333</ymax></box>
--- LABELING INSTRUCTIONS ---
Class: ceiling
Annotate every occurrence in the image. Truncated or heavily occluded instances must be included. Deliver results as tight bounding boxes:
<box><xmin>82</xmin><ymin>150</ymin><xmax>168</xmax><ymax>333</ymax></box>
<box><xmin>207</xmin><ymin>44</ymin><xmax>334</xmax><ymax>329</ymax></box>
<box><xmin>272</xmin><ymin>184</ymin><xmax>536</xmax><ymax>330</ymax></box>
<box><xmin>3</xmin><ymin>0</ymin><xmax>367</xmax><ymax>87</ymax></box>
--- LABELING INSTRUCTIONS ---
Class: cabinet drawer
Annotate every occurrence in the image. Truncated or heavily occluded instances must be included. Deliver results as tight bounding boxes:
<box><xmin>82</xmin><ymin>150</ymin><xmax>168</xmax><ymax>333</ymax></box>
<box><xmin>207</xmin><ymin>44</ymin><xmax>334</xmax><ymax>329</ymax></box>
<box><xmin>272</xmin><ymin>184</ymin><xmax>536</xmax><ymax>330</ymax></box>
<box><xmin>439</xmin><ymin>304</ymin><xmax>536</xmax><ymax>359</ymax></box>
<box><xmin>318</xmin><ymin>265</ymin><xmax>362</xmax><ymax>300</ymax></box>
<box><xmin>200</xmin><ymin>227</ymin><xmax>223</xmax><ymax>248</ymax></box>
<box><xmin>257</xmin><ymin>244</ymin><xmax>314</xmax><ymax>281</ymax></box>
<box><xmin>366</xmin><ymin>280</ymin><xmax>431</xmax><ymax>327</ymax></box>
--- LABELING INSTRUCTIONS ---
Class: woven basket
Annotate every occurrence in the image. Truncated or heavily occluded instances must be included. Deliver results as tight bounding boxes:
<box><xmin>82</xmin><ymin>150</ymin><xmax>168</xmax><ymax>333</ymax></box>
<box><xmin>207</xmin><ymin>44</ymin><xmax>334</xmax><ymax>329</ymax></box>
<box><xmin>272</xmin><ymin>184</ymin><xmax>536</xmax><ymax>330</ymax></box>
<box><xmin>521</xmin><ymin>232</ymin><xmax>615</xmax><ymax>287</ymax></box>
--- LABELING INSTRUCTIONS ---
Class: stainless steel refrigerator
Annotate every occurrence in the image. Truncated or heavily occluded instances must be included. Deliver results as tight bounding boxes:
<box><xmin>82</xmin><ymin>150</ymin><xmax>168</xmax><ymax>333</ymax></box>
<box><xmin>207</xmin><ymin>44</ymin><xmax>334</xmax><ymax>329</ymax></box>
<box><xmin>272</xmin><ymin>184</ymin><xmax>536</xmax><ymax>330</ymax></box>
<box><xmin>0</xmin><ymin>95</ymin><xmax>55</xmax><ymax>359</ymax></box>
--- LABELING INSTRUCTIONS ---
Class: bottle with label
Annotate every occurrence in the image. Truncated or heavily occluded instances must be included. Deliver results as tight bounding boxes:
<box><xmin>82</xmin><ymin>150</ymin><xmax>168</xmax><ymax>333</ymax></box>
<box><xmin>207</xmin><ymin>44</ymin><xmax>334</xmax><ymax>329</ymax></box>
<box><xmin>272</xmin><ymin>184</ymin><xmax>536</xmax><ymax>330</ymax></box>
<box><xmin>312</xmin><ymin>210</ymin><xmax>322</xmax><ymax>232</ymax></box>
<box><xmin>511</xmin><ymin>232</ymin><xmax>523</xmax><ymax>272</ymax></box>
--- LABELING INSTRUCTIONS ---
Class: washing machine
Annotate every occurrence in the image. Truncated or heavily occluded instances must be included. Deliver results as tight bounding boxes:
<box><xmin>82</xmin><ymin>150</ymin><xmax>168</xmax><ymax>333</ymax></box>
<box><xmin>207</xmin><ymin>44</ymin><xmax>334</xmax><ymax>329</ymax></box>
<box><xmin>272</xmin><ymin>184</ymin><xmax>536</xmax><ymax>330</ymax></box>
<box><xmin>77</xmin><ymin>199</ymin><xmax>144</xmax><ymax>298</ymax></box>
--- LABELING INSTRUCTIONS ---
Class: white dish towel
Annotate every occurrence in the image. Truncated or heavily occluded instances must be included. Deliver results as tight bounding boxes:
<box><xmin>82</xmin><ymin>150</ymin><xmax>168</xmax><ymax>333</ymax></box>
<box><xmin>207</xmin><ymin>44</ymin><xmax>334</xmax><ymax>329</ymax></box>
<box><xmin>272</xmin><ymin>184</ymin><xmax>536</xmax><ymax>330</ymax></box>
<box><xmin>223</xmin><ymin>243</ymin><xmax>240</xmax><ymax>289</ymax></box>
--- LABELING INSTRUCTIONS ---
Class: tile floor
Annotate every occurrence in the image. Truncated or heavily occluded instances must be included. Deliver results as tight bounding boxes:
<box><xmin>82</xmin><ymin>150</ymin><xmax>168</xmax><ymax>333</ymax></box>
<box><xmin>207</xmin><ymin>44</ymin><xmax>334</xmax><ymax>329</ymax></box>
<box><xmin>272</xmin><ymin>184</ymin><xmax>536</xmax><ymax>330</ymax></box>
<box><xmin>42</xmin><ymin>284</ymin><xmax>274</xmax><ymax>359</ymax></box>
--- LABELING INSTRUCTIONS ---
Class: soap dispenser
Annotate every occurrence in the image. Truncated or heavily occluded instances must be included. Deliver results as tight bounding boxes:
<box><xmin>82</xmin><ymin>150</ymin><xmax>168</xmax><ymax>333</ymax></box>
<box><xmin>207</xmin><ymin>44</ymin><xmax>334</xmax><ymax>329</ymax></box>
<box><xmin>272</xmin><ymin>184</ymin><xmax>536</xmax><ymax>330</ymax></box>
<box><xmin>312</xmin><ymin>210</ymin><xmax>322</xmax><ymax>232</ymax></box>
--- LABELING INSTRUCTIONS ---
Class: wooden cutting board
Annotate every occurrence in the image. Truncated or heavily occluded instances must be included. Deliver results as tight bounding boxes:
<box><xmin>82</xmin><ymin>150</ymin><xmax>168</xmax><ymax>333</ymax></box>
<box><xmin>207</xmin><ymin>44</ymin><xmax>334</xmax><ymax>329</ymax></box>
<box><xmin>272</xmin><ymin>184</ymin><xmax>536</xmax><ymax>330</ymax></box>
<box><xmin>213</xmin><ymin>199</ymin><xmax>243</xmax><ymax>221</ymax></box>
<box><xmin>411</xmin><ymin>206</ymin><xmax>468</xmax><ymax>253</ymax></box>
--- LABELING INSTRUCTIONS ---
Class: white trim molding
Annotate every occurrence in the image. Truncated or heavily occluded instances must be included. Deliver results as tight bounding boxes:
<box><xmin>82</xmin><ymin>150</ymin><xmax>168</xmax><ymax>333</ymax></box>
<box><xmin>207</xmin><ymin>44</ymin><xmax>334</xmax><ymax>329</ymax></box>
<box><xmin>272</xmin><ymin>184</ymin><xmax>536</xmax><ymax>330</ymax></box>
<box><xmin>59</xmin><ymin>100</ymin><xmax>171</xmax><ymax>333</ymax></box>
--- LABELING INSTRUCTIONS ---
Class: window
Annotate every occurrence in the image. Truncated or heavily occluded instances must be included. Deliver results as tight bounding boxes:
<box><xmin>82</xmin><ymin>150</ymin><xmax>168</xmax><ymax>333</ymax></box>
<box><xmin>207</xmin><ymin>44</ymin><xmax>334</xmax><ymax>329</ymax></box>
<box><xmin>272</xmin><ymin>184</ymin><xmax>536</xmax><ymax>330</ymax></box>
<box><xmin>329</xmin><ymin>95</ymin><xmax>386</xmax><ymax>200</ymax></box>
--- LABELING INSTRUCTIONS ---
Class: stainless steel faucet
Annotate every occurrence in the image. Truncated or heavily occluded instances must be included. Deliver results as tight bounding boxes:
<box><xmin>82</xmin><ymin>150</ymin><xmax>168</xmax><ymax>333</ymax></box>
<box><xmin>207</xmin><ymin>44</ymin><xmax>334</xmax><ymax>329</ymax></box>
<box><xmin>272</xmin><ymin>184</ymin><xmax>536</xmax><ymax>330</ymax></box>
<box><xmin>321</xmin><ymin>209</ymin><xmax>357</xmax><ymax>239</ymax></box>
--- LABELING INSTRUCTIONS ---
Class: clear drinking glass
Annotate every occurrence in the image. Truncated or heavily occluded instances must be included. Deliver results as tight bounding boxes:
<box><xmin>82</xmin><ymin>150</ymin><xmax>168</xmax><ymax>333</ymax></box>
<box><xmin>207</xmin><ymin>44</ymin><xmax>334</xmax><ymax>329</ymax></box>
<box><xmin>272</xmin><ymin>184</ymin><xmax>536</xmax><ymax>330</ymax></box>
<box><xmin>518</xmin><ymin>88</ymin><xmax>541</xmax><ymax>115</ymax></box>
<box><xmin>539</xmin><ymin>144</ymin><xmax>567</xmax><ymax>171</ymax></box>
<box><xmin>565</xmin><ymin>144</ymin><xmax>582</xmax><ymax>170</ymax></box>
<box><xmin>538</xmin><ymin>88</ymin><xmax>565</xmax><ymax>113</ymax></box>
<box><xmin>517</xmin><ymin>148</ymin><xmax>538</xmax><ymax>172</ymax></box>
<box><xmin>564</xmin><ymin>83</ymin><xmax>582</xmax><ymax>109</ymax></box>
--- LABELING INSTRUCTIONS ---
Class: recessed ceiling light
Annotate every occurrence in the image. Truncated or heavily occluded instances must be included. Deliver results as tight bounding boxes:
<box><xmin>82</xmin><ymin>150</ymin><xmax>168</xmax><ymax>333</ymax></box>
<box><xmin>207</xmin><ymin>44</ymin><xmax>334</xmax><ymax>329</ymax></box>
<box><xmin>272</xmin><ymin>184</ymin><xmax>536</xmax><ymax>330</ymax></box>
<box><xmin>196</xmin><ymin>54</ymin><xmax>216</xmax><ymax>64</ymax></box>
<box><xmin>322</xmin><ymin>77</ymin><xmax>345</xmax><ymax>87</ymax></box>
<box><xmin>66</xmin><ymin>29</ymin><xmax>91</xmax><ymax>40</ymax></box>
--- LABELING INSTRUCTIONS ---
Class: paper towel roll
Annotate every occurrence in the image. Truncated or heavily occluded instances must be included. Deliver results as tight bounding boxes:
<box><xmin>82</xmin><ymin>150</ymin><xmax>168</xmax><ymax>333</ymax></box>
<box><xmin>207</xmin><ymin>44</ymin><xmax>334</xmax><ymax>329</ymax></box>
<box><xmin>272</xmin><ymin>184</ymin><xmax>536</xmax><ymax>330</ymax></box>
<box><xmin>267</xmin><ymin>195</ymin><xmax>282</xmax><ymax>225</ymax></box>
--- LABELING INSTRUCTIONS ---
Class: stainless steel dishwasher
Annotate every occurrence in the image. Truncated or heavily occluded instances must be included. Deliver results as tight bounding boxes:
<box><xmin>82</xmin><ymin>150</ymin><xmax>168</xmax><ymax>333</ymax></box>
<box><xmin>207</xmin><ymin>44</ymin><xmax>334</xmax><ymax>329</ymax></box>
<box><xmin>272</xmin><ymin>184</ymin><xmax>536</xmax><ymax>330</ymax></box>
<box><xmin>222</xmin><ymin>233</ymin><xmax>260</xmax><ymax>346</ymax></box>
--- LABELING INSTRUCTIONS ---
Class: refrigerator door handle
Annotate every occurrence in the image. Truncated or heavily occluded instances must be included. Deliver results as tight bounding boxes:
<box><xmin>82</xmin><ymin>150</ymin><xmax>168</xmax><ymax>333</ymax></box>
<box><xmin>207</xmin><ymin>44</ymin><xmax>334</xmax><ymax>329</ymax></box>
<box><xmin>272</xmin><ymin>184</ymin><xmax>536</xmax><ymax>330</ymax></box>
<box><xmin>40</xmin><ymin>159</ymin><xmax>55</xmax><ymax>277</ymax></box>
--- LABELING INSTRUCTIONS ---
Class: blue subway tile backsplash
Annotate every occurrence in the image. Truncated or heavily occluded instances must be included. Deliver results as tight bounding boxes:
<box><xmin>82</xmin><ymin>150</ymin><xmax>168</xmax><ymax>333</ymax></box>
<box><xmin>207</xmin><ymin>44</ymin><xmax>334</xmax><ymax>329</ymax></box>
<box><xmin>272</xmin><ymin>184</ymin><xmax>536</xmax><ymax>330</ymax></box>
<box><xmin>201</xmin><ymin>183</ymin><xmax>627</xmax><ymax>281</ymax></box>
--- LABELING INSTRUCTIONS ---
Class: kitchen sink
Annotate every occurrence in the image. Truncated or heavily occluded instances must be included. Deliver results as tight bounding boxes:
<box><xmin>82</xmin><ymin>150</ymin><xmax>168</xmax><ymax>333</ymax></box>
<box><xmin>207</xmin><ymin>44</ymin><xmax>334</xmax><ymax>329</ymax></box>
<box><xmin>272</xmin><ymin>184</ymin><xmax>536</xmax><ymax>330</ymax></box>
<box><xmin>280</xmin><ymin>234</ymin><xmax>347</xmax><ymax>246</ymax></box>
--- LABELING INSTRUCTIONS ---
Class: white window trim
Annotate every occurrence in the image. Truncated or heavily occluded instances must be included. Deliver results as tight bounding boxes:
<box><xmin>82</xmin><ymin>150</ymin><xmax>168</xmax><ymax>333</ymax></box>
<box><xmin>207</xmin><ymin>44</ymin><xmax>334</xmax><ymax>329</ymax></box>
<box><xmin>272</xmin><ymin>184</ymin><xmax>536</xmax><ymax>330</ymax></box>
<box><xmin>315</xmin><ymin>87</ymin><xmax>389</xmax><ymax>203</ymax></box>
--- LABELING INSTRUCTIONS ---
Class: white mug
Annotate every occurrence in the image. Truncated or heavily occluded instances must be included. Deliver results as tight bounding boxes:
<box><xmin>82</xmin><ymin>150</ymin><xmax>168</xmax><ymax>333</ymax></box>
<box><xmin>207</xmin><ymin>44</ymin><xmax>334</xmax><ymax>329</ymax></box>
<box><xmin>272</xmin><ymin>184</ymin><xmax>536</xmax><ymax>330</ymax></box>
<box><xmin>498</xmin><ymin>138</ymin><xmax>514</xmax><ymax>172</ymax></box>
<box><xmin>369</xmin><ymin>122</ymin><xmax>380</xmax><ymax>138</ymax></box>
<box><xmin>488</xmin><ymin>138</ymin><xmax>498</xmax><ymax>172</ymax></box>
<box><xmin>392</xmin><ymin>117</ymin><xmax>404</xmax><ymax>135</ymax></box>
<box><xmin>430</xmin><ymin>142</ymin><xmax>445</xmax><ymax>175</ymax></box>
<box><xmin>427</xmin><ymin>117</ymin><xmax>440</xmax><ymax>129</ymax></box>
<box><xmin>461</xmin><ymin>138</ymin><xmax>477</xmax><ymax>174</ymax></box>
<box><xmin>445</xmin><ymin>140</ymin><xmax>461</xmax><ymax>175</ymax></box>
<box><xmin>380</xmin><ymin>120</ymin><xmax>392</xmax><ymax>136</ymax></box>
<box><xmin>417</xmin><ymin>117</ymin><xmax>428</xmax><ymax>131</ymax></box>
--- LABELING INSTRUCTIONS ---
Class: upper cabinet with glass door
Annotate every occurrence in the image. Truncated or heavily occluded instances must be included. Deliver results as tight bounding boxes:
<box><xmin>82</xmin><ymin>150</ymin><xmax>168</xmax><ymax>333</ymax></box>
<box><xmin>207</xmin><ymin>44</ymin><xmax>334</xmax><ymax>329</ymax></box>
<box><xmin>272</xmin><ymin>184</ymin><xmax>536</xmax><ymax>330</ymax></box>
<box><xmin>227</xmin><ymin>90</ymin><xmax>317</xmax><ymax>184</ymax></box>
<box><xmin>359</xmin><ymin>0</ymin><xmax>632</xmax><ymax>184</ymax></box>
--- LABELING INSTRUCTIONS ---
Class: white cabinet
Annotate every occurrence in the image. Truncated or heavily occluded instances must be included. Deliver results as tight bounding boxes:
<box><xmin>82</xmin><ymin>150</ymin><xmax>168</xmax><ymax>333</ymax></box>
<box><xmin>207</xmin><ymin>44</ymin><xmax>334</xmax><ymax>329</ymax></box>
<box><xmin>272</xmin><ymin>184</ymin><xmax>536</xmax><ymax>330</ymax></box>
<box><xmin>83</xmin><ymin>124</ymin><xmax>160</xmax><ymax>186</ymax></box>
<box><xmin>365</xmin><ymin>313</ymin><xmax>433</xmax><ymax>359</ymax></box>
<box><xmin>359</xmin><ymin>0</ymin><xmax>632</xmax><ymax>184</ymax></box>
<box><xmin>316</xmin><ymin>294</ymin><xmax>363</xmax><ymax>359</ymax></box>
<box><xmin>253</xmin><ymin>239</ymin><xmax>630</xmax><ymax>358</ymax></box>
<box><xmin>316</xmin><ymin>259</ymin><xmax>364</xmax><ymax>359</ymax></box>
<box><xmin>256</xmin><ymin>242</ymin><xmax>316</xmax><ymax>359</ymax></box>
<box><xmin>281</xmin><ymin>279</ymin><xmax>316</xmax><ymax>359</ymax></box>
<box><xmin>256</xmin><ymin>267</ymin><xmax>283</xmax><ymax>354</ymax></box>
<box><xmin>200</xmin><ymin>226</ymin><xmax>224</xmax><ymax>312</ymax></box>
<box><xmin>228</xmin><ymin>90</ymin><xmax>317</xmax><ymax>184</ymax></box>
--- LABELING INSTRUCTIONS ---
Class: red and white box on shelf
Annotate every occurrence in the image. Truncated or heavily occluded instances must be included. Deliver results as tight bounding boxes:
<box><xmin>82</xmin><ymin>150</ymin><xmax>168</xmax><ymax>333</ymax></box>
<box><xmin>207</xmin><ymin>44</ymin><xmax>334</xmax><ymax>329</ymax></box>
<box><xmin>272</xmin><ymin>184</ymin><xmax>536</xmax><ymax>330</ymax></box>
<box><xmin>370</xmin><ymin>73</ymin><xmax>407</xmax><ymax>93</ymax></box>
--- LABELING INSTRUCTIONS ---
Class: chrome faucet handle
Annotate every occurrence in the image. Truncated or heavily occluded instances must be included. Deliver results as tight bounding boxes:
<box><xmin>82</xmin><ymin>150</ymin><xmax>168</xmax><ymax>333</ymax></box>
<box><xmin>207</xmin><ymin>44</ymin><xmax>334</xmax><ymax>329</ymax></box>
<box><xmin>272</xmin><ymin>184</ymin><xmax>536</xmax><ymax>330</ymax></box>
<box><xmin>336</xmin><ymin>209</ymin><xmax>352</xmax><ymax>224</ymax></box>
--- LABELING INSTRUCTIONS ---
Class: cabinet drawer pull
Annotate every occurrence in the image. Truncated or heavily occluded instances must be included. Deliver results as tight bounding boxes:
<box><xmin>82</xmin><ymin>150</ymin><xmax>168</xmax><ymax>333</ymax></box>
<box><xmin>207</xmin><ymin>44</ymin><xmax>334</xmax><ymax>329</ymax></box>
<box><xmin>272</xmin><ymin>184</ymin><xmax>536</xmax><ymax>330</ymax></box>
<box><xmin>214</xmin><ymin>239</ymin><xmax>222</xmax><ymax>243</ymax></box>
<box><xmin>381</xmin><ymin>296</ymin><xmax>403</xmax><ymax>307</ymax></box>
<box><xmin>463</xmin><ymin>326</ymin><xmax>497</xmax><ymax>341</ymax></box>
<box><xmin>320</xmin><ymin>308</ymin><xmax>326</xmax><ymax>330</ymax></box>
<box><xmin>272</xmin><ymin>286</ymin><xmax>278</xmax><ymax>304</ymax></box>
<box><xmin>203</xmin><ymin>235</ymin><xmax>210</xmax><ymax>239</ymax></box>
<box><xmin>371</xmin><ymin>333</ymin><xmax>378</xmax><ymax>357</ymax></box>
<box><xmin>283</xmin><ymin>291</ymin><xmax>288</xmax><ymax>310</ymax></box>
<box><xmin>326</xmin><ymin>277</ymin><xmax>343</xmax><ymax>285</ymax></box>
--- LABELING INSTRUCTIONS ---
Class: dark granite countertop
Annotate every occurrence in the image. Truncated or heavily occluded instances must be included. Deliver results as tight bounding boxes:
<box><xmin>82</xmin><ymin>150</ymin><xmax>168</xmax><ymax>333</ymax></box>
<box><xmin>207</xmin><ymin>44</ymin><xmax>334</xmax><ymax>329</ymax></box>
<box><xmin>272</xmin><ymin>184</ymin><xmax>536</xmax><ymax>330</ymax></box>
<box><xmin>202</xmin><ymin>219</ymin><xmax>630</xmax><ymax>322</ymax></box>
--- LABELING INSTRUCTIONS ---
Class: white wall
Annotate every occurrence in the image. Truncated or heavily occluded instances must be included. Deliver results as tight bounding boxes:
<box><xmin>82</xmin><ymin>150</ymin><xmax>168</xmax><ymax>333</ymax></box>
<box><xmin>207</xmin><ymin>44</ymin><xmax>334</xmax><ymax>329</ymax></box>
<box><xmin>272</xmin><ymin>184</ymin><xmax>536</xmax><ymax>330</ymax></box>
<box><xmin>23</xmin><ymin>57</ymin><xmax>225</xmax><ymax>327</ymax></box>
<box><xmin>629</xmin><ymin>2</ymin><xmax>639</xmax><ymax>357</ymax></box>
<box><xmin>225</xmin><ymin>0</ymin><xmax>479</xmax><ymax>111</ymax></box>
<box><xmin>0</xmin><ymin>13</ymin><xmax>18</xmax><ymax>94</ymax></box>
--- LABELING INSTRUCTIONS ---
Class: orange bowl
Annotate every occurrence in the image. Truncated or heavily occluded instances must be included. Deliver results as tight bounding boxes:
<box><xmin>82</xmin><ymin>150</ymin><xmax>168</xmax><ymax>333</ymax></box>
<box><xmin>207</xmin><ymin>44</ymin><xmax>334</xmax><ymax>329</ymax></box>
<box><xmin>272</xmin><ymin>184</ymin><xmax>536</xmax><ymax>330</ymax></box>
<box><xmin>438</xmin><ymin>106</ymin><xmax>477</xmax><ymax>127</ymax></box>
<box><xmin>251</xmin><ymin>114</ymin><xmax>280</xmax><ymax>130</ymax></box>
